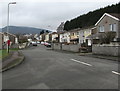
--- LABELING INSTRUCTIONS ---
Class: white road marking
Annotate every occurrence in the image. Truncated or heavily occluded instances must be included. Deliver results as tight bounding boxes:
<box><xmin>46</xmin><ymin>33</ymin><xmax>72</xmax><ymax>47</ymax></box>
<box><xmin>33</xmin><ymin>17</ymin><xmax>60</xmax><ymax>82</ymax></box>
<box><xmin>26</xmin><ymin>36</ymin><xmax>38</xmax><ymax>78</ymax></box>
<box><xmin>70</xmin><ymin>59</ymin><xmax>92</xmax><ymax>66</ymax></box>
<box><xmin>112</xmin><ymin>71</ymin><xmax>120</xmax><ymax>75</ymax></box>
<box><xmin>27</xmin><ymin>83</ymin><xmax>49</xmax><ymax>89</ymax></box>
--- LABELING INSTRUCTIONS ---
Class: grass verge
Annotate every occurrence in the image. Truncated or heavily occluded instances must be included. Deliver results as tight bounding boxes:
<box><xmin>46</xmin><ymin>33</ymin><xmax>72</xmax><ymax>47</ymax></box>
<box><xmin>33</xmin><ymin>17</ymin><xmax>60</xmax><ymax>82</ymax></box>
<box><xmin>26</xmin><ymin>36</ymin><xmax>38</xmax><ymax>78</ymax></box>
<box><xmin>0</xmin><ymin>48</ymin><xmax>19</xmax><ymax>59</ymax></box>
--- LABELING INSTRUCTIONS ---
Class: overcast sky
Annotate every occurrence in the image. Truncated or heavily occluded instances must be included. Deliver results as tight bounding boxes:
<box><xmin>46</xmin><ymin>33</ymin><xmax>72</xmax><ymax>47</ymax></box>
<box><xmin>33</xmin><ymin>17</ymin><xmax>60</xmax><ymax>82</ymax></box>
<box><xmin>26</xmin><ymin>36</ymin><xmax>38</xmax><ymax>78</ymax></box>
<box><xmin>0</xmin><ymin>0</ymin><xmax>119</xmax><ymax>31</ymax></box>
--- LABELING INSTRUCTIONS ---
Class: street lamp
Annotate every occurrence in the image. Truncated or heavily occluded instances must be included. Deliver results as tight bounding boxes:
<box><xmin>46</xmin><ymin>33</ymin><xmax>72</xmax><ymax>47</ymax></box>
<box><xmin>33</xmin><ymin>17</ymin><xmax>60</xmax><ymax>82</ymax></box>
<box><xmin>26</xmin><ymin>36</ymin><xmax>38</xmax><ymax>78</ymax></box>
<box><xmin>7</xmin><ymin>2</ymin><xmax>16</xmax><ymax>53</ymax></box>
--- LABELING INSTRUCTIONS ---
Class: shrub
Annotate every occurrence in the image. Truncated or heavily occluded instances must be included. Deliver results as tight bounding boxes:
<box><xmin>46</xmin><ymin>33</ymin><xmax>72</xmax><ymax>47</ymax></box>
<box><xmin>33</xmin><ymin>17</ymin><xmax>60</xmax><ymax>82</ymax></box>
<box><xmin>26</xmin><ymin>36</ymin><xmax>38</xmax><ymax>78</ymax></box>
<box><xmin>99</xmin><ymin>31</ymin><xmax>116</xmax><ymax>44</ymax></box>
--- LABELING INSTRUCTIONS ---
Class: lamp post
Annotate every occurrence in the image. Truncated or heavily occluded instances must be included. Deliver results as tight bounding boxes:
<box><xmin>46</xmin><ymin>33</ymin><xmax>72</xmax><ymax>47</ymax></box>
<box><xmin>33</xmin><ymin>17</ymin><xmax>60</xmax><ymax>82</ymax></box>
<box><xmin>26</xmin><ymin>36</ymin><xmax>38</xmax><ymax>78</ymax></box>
<box><xmin>7</xmin><ymin>2</ymin><xmax>16</xmax><ymax>53</ymax></box>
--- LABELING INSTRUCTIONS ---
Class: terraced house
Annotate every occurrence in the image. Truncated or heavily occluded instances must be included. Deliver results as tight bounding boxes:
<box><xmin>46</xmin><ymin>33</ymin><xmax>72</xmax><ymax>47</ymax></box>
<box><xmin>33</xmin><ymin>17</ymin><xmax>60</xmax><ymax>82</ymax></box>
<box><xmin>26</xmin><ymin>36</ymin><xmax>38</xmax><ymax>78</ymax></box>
<box><xmin>69</xmin><ymin>28</ymin><xmax>80</xmax><ymax>44</ymax></box>
<box><xmin>0</xmin><ymin>32</ymin><xmax>18</xmax><ymax>49</ymax></box>
<box><xmin>51</xmin><ymin>32</ymin><xmax>59</xmax><ymax>43</ymax></box>
<box><xmin>3</xmin><ymin>32</ymin><xmax>18</xmax><ymax>44</ymax></box>
<box><xmin>59</xmin><ymin>32</ymin><xmax>70</xmax><ymax>43</ymax></box>
<box><xmin>44</xmin><ymin>33</ymin><xmax>50</xmax><ymax>42</ymax></box>
<box><xmin>79</xmin><ymin>26</ymin><xmax>95</xmax><ymax>47</ymax></box>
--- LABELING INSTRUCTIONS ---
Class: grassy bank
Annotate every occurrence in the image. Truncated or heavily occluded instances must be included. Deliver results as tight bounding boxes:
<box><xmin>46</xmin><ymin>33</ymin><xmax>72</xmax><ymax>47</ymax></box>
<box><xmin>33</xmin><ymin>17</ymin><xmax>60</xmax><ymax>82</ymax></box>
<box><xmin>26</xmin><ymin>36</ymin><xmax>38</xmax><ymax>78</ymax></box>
<box><xmin>0</xmin><ymin>50</ymin><xmax>8</xmax><ymax>59</ymax></box>
<box><xmin>0</xmin><ymin>48</ymin><xmax>19</xmax><ymax>59</ymax></box>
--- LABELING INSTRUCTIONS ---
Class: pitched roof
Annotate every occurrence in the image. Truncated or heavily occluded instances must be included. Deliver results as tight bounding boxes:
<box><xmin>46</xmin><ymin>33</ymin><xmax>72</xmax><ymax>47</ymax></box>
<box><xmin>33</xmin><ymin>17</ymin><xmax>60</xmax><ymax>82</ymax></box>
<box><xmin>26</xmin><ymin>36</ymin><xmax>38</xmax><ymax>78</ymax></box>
<box><xmin>4</xmin><ymin>32</ymin><xmax>17</xmax><ymax>37</ymax></box>
<box><xmin>95</xmin><ymin>13</ymin><xmax>120</xmax><ymax>26</ymax></box>
<box><xmin>69</xmin><ymin>28</ymin><xmax>81</xmax><ymax>32</ymax></box>
<box><xmin>0</xmin><ymin>32</ymin><xmax>4</xmax><ymax>35</ymax></box>
<box><xmin>51</xmin><ymin>32</ymin><xmax>58</xmax><ymax>34</ymax></box>
<box><xmin>109</xmin><ymin>13</ymin><xmax>120</xmax><ymax>19</ymax></box>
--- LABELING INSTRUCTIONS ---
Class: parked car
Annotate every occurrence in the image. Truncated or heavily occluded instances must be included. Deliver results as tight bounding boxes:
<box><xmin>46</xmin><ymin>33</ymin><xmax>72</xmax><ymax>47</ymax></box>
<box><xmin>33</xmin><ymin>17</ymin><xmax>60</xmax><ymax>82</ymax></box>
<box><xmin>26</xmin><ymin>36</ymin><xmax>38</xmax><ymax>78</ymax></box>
<box><xmin>44</xmin><ymin>42</ymin><xmax>51</xmax><ymax>47</ymax></box>
<box><xmin>32</xmin><ymin>41</ymin><xmax>37</xmax><ymax>46</ymax></box>
<box><xmin>37</xmin><ymin>41</ymin><xmax>40</xmax><ymax>44</ymax></box>
<box><xmin>41</xmin><ymin>42</ymin><xmax>45</xmax><ymax>45</ymax></box>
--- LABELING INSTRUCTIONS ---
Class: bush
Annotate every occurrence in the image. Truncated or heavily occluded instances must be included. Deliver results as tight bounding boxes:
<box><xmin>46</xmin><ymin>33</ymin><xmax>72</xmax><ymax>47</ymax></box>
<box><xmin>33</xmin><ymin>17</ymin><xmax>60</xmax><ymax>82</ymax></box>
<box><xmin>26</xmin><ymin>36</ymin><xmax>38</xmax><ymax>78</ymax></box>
<box><xmin>99</xmin><ymin>31</ymin><xmax>116</xmax><ymax>44</ymax></box>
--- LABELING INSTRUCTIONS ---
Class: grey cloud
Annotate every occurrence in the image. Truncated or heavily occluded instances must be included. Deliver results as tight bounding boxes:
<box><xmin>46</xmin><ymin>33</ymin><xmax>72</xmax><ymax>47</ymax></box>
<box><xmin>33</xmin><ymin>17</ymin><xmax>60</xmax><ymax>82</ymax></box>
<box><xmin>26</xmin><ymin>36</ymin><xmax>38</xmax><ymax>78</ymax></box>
<box><xmin>0</xmin><ymin>1</ymin><xmax>119</xmax><ymax>31</ymax></box>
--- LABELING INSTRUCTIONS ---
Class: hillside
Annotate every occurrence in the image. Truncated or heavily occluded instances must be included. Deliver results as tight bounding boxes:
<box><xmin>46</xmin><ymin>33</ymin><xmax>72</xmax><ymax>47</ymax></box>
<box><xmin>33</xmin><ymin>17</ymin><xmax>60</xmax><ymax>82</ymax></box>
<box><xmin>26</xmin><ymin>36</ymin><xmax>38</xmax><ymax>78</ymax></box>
<box><xmin>64</xmin><ymin>3</ymin><xmax>120</xmax><ymax>31</ymax></box>
<box><xmin>2</xmin><ymin>26</ymin><xmax>51</xmax><ymax>34</ymax></box>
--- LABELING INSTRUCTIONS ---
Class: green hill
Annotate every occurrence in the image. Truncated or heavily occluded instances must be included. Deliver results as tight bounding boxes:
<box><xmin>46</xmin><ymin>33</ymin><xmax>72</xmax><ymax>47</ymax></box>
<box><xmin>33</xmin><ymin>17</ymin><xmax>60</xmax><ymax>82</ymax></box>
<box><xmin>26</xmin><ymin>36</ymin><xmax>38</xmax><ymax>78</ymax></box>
<box><xmin>64</xmin><ymin>3</ymin><xmax>120</xmax><ymax>31</ymax></box>
<box><xmin>2</xmin><ymin>26</ymin><xmax>51</xmax><ymax>34</ymax></box>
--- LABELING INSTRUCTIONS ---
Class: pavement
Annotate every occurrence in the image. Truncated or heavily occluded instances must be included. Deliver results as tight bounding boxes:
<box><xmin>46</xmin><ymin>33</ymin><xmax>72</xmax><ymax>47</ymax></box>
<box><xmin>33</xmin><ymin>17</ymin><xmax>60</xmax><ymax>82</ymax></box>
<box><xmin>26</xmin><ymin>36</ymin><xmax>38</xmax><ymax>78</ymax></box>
<box><xmin>2</xmin><ymin>44</ymin><xmax>120</xmax><ymax>89</ymax></box>
<box><xmin>51</xmin><ymin>49</ymin><xmax>119</xmax><ymax>61</ymax></box>
<box><xmin>78</xmin><ymin>53</ymin><xmax>119</xmax><ymax>61</ymax></box>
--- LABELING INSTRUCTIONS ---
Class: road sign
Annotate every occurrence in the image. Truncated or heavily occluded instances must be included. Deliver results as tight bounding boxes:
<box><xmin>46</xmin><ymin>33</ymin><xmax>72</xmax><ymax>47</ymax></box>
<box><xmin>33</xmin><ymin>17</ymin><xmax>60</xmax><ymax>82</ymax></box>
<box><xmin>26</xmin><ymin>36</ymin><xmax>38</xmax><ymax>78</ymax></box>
<box><xmin>7</xmin><ymin>40</ymin><xmax>10</xmax><ymax>46</ymax></box>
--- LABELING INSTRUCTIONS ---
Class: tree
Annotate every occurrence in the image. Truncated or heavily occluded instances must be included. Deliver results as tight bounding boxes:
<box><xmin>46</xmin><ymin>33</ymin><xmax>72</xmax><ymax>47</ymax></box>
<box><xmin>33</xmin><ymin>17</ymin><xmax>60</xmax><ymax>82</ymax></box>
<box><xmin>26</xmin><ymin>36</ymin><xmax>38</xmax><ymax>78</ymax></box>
<box><xmin>46</xmin><ymin>30</ymin><xmax>49</xmax><ymax>33</ymax></box>
<box><xmin>40</xmin><ymin>30</ymin><xmax>44</xmax><ymax>35</ymax></box>
<box><xmin>64</xmin><ymin>3</ymin><xmax>120</xmax><ymax>31</ymax></box>
<box><xmin>64</xmin><ymin>21</ymin><xmax>70</xmax><ymax>31</ymax></box>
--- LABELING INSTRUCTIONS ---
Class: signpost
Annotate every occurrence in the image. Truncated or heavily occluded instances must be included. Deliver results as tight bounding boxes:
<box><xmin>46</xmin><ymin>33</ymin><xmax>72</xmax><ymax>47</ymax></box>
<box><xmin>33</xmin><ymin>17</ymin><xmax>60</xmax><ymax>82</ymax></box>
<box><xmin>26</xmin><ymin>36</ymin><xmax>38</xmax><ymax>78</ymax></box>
<box><xmin>7</xmin><ymin>40</ymin><xmax>10</xmax><ymax>53</ymax></box>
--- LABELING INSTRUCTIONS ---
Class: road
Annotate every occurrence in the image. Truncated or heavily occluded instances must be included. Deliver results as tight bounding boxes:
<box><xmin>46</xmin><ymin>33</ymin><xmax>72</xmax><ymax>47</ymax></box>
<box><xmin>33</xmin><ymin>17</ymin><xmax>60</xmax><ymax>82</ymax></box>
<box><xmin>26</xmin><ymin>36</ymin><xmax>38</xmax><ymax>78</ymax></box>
<box><xmin>2</xmin><ymin>45</ymin><xmax>119</xmax><ymax>89</ymax></box>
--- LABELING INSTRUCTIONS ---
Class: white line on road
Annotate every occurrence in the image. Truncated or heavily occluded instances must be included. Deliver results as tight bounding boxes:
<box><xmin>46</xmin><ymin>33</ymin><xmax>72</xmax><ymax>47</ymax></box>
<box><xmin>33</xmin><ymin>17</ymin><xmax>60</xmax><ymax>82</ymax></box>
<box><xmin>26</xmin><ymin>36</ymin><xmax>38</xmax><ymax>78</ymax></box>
<box><xmin>70</xmin><ymin>59</ymin><xmax>92</xmax><ymax>66</ymax></box>
<box><xmin>112</xmin><ymin>71</ymin><xmax>120</xmax><ymax>75</ymax></box>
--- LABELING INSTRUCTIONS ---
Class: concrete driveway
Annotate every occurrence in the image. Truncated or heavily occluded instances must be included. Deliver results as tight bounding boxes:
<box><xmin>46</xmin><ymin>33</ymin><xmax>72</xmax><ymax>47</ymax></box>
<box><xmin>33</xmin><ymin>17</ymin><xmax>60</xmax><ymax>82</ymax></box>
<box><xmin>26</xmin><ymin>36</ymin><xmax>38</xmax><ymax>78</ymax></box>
<box><xmin>2</xmin><ymin>45</ymin><xmax>119</xmax><ymax>89</ymax></box>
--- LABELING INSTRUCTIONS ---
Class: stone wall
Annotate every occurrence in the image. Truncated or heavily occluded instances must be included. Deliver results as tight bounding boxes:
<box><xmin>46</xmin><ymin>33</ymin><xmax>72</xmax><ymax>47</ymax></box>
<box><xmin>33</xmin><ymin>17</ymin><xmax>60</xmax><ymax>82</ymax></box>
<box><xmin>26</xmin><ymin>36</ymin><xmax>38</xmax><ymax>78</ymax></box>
<box><xmin>92</xmin><ymin>44</ymin><xmax>120</xmax><ymax>56</ymax></box>
<box><xmin>52</xmin><ymin>43</ymin><xmax>80</xmax><ymax>52</ymax></box>
<box><xmin>51</xmin><ymin>43</ymin><xmax>62</xmax><ymax>50</ymax></box>
<box><xmin>69</xmin><ymin>44</ymin><xmax>80</xmax><ymax>52</ymax></box>
<box><xmin>62</xmin><ymin>44</ymin><xmax>70</xmax><ymax>51</ymax></box>
<box><xmin>62</xmin><ymin>44</ymin><xmax>80</xmax><ymax>52</ymax></box>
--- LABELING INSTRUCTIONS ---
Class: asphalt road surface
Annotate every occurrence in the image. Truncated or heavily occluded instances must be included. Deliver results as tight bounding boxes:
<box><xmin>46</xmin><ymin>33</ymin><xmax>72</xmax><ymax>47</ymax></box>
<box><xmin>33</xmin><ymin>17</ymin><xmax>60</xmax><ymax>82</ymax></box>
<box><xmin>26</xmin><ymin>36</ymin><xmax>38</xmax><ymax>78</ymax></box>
<box><xmin>2</xmin><ymin>45</ymin><xmax>119</xmax><ymax>89</ymax></box>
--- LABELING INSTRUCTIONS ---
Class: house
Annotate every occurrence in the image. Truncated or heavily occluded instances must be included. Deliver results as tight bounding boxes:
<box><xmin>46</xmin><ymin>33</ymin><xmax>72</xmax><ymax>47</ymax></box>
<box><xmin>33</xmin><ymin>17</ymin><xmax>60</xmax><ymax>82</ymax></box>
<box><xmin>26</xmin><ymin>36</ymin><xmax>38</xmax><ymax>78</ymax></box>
<box><xmin>40</xmin><ymin>34</ymin><xmax>46</xmax><ymax>42</ymax></box>
<box><xmin>34</xmin><ymin>34</ymin><xmax>40</xmax><ymax>41</ymax></box>
<box><xmin>69</xmin><ymin>28</ymin><xmax>80</xmax><ymax>44</ymax></box>
<box><xmin>51</xmin><ymin>32</ymin><xmax>59</xmax><ymax>43</ymax></box>
<box><xmin>45</xmin><ymin>33</ymin><xmax>50</xmax><ymax>42</ymax></box>
<box><xmin>95</xmin><ymin>13</ymin><xmax>120</xmax><ymax>43</ymax></box>
<box><xmin>39</xmin><ymin>34</ymin><xmax>42</xmax><ymax>42</ymax></box>
<box><xmin>79</xmin><ymin>26</ymin><xmax>95</xmax><ymax>47</ymax></box>
<box><xmin>86</xmin><ymin>27</ymin><xmax>98</xmax><ymax>44</ymax></box>
<box><xmin>59</xmin><ymin>32</ymin><xmax>65</xmax><ymax>43</ymax></box>
<box><xmin>79</xmin><ymin>29</ymin><xmax>84</xmax><ymax>45</ymax></box>
<box><xmin>3</xmin><ymin>32</ymin><xmax>18</xmax><ymax>44</ymax></box>
<box><xmin>59</xmin><ymin>31</ymin><xmax>70</xmax><ymax>43</ymax></box>
<box><xmin>0</xmin><ymin>32</ymin><xmax>3</xmax><ymax>49</ymax></box>
<box><xmin>92</xmin><ymin>13</ymin><xmax>120</xmax><ymax>56</ymax></box>
<box><xmin>49</xmin><ymin>33</ymin><xmax>52</xmax><ymax>43</ymax></box>
<box><xmin>56</xmin><ymin>22</ymin><xmax>64</xmax><ymax>33</ymax></box>
<box><xmin>0</xmin><ymin>32</ymin><xmax>18</xmax><ymax>49</ymax></box>
<box><xmin>84</xmin><ymin>27</ymin><xmax>93</xmax><ymax>46</ymax></box>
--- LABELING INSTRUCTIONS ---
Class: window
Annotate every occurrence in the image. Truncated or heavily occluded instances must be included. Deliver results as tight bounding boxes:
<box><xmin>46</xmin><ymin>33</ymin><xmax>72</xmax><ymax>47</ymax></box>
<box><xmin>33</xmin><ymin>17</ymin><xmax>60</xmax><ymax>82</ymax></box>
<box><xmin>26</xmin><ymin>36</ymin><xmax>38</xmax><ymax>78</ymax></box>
<box><xmin>110</xmin><ymin>24</ymin><xmax>116</xmax><ymax>31</ymax></box>
<box><xmin>114</xmin><ymin>24</ymin><xmax>116</xmax><ymax>31</ymax></box>
<box><xmin>110</xmin><ymin>24</ymin><xmax>113</xmax><ymax>31</ymax></box>
<box><xmin>99</xmin><ymin>26</ymin><xmax>104</xmax><ymax>32</ymax></box>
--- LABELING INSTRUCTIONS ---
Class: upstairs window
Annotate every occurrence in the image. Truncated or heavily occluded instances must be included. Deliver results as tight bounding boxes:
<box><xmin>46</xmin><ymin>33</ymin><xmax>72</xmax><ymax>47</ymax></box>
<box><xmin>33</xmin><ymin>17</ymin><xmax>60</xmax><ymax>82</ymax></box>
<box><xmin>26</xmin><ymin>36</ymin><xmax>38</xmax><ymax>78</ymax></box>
<box><xmin>110</xmin><ymin>24</ymin><xmax>116</xmax><ymax>31</ymax></box>
<box><xmin>99</xmin><ymin>26</ymin><xmax>104</xmax><ymax>32</ymax></box>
